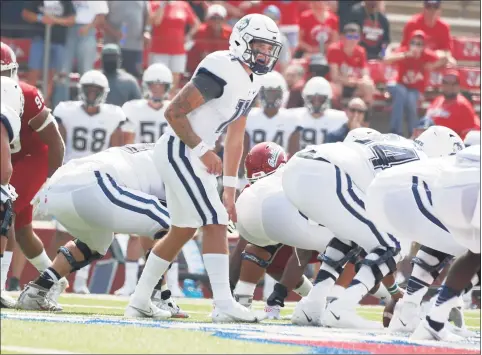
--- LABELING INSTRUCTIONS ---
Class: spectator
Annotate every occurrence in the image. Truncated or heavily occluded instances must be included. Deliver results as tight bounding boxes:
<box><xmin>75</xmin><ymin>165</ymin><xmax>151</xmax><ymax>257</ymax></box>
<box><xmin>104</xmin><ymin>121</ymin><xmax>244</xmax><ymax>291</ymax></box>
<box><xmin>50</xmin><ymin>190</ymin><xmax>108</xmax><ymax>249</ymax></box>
<box><xmin>298</xmin><ymin>1</ymin><xmax>339</xmax><ymax>58</ymax></box>
<box><xmin>345</xmin><ymin>0</ymin><xmax>390</xmax><ymax>60</ymax></box>
<box><xmin>424</xmin><ymin>69</ymin><xmax>481</xmax><ymax>139</ymax></box>
<box><xmin>327</xmin><ymin>23</ymin><xmax>375</xmax><ymax>107</ymax></box>
<box><xmin>263</xmin><ymin>5</ymin><xmax>291</xmax><ymax>73</ymax></box>
<box><xmin>103</xmin><ymin>1</ymin><xmax>151</xmax><ymax>79</ymax></box>
<box><xmin>53</xmin><ymin>1</ymin><xmax>108</xmax><ymax>107</ymax></box>
<box><xmin>101</xmin><ymin>44</ymin><xmax>142</xmax><ymax>107</ymax></box>
<box><xmin>325</xmin><ymin>97</ymin><xmax>368</xmax><ymax>143</ymax></box>
<box><xmin>149</xmin><ymin>0</ymin><xmax>200</xmax><ymax>93</ymax></box>
<box><xmin>284</xmin><ymin>63</ymin><xmax>305</xmax><ymax>109</ymax></box>
<box><xmin>21</xmin><ymin>0</ymin><xmax>76</xmax><ymax>104</ymax></box>
<box><xmin>189</xmin><ymin>1</ymin><xmax>209</xmax><ymax>22</ymax></box>
<box><xmin>337</xmin><ymin>0</ymin><xmax>362</xmax><ymax>29</ymax></box>
<box><xmin>187</xmin><ymin>4</ymin><xmax>231</xmax><ymax>74</ymax></box>
<box><xmin>218</xmin><ymin>1</ymin><xmax>253</xmax><ymax>27</ymax></box>
<box><xmin>384</xmin><ymin>30</ymin><xmax>449</xmax><ymax>136</ymax></box>
<box><xmin>400</xmin><ymin>0</ymin><xmax>455</xmax><ymax>64</ymax></box>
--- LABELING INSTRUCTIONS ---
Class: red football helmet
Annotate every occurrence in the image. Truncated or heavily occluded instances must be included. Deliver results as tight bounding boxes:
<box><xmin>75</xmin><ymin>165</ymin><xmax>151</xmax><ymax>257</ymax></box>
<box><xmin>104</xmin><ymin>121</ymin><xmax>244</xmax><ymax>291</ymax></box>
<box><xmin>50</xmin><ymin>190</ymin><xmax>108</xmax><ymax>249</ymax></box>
<box><xmin>1</xmin><ymin>42</ymin><xmax>18</xmax><ymax>78</ymax></box>
<box><xmin>245</xmin><ymin>142</ymin><xmax>287</xmax><ymax>184</ymax></box>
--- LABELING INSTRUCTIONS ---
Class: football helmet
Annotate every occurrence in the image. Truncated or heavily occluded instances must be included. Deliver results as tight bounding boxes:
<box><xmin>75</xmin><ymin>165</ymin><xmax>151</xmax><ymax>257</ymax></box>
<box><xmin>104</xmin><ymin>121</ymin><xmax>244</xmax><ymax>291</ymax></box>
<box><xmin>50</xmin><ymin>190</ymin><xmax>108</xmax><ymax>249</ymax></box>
<box><xmin>259</xmin><ymin>71</ymin><xmax>287</xmax><ymax>109</ymax></box>
<box><xmin>302</xmin><ymin>76</ymin><xmax>332</xmax><ymax>114</ymax></box>
<box><xmin>1</xmin><ymin>76</ymin><xmax>24</xmax><ymax>117</ymax></box>
<box><xmin>142</xmin><ymin>63</ymin><xmax>173</xmax><ymax>102</ymax></box>
<box><xmin>79</xmin><ymin>70</ymin><xmax>110</xmax><ymax>107</ymax></box>
<box><xmin>344</xmin><ymin>127</ymin><xmax>381</xmax><ymax>143</ymax></box>
<box><xmin>0</xmin><ymin>42</ymin><xmax>18</xmax><ymax>79</ymax></box>
<box><xmin>464</xmin><ymin>130</ymin><xmax>480</xmax><ymax>147</ymax></box>
<box><xmin>415</xmin><ymin>126</ymin><xmax>465</xmax><ymax>158</ymax></box>
<box><xmin>229</xmin><ymin>14</ymin><xmax>282</xmax><ymax>75</ymax></box>
<box><xmin>245</xmin><ymin>142</ymin><xmax>287</xmax><ymax>184</ymax></box>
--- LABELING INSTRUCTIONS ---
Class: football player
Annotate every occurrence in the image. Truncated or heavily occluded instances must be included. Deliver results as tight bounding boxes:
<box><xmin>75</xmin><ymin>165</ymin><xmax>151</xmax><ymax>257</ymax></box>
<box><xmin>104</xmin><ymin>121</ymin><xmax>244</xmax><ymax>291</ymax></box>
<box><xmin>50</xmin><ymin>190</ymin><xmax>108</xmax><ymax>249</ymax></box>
<box><xmin>16</xmin><ymin>143</ymin><xmax>170</xmax><ymax>315</ymax></box>
<box><xmin>127</xmin><ymin>14</ymin><xmax>283</xmax><ymax>323</ymax></box>
<box><xmin>291</xmin><ymin>76</ymin><xmax>348</xmax><ymax>150</ymax></box>
<box><xmin>282</xmin><ymin>127</ymin><xmax>462</xmax><ymax>329</ymax></box>
<box><xmin>244</xmin><ymin>71</ymin><xmax>300</xmax><ymax>156</ymax></box>
<box><xmin>0</xmin><ymin>103</ymin><xmax>22</xmax><ymax>308</ymax></box>
<box><xmin>53</xmin><ymin>69</ymin><xmax>125</xmax><ymax>294</ymax></box>
<box><xmin>1</xmin><ymin>42</ymin><xmax>66</xmax><ymax>307</ymax></box>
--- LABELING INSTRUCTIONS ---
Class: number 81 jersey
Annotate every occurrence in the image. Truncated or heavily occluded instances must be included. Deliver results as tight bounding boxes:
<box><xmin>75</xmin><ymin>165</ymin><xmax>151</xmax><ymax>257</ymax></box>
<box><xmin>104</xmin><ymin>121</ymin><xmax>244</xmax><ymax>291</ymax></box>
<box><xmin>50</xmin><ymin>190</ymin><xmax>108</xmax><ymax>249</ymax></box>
<box><xmin>54</xmin><ymin>101</ymin><xmax>126</xmax><ymax>162</ymax></box>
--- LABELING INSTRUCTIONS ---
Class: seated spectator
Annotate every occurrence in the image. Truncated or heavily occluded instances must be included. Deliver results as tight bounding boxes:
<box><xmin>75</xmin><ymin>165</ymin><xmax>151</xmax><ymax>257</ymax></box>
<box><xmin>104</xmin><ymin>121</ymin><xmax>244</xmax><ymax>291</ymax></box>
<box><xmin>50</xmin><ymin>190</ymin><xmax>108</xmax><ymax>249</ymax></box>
<box><xmin>284</xmin><ymin>63</ymin><xmax>306</xmax><ymax>109</ymax></box>
<box><xmin>21</xmin><ymin>0</ymin><xmax>76</xmax><ymax>104</ymax></box>
<box><xmin>263</xmin><ymin>5</ymin><xmax>291</xmax><ymax>73</ymax></box>
<box><xmin>327</xmin><ymin>23</ymin><xmax>375</xmax><ymax>107</ymax></box>
<box><xmin>187</xmin><ymin>4</ymin><xmax>231</xmax><ymax>74</ymax></box>
<box><xmin>424</xmin><ymin>69</ymin><xmax>481</xmax><ymax>139</ymax></box>
<box><xmin>345</xmin><ymin>0</ymin><xmax>390</xmax><ymax>60</ymax></box>
<box><xmin>325</xmin><ymin>97</ymin><xmax>368</xmax><ymax>143</ymax></box>
<box><xmin>149</xmin><ymin>0</ymin><xmax>200</xmax><ymax>93</ymax></box>
<box><xmin>337</xmin><ymin>0</ymin><xmax>362</xmax><ymax>29</ymax></box>
<box><xmin>101</xmin><ymin>44</ymin><xmax>142</xmax><ymax>107</ymax></box>
<box><xmin>400</xmin><ymin>0</ymin><xmax>455</xmax><ymax>64</ymax></box>
<box><xmin>307</xmin><ymin>53</ymin><xmax>330</xmax><ymax>79</ymax></box>
<box><xmin>297</xmin><ymin>1</ymin><xmax>339</xmax><ymax>58</ymax></box>
<box><xmin>384</xmin><ymin>30</ymin><xmax>449</xmax><ymax>136</ymax></box>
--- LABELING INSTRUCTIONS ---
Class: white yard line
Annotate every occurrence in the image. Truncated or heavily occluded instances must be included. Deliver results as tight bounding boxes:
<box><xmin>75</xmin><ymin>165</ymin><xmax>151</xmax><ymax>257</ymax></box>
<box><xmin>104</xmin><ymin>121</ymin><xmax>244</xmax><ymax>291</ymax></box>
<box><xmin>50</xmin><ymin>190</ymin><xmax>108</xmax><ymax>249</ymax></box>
<box><xmin>1</xmin><ymin>345</ymin><xmax>81</xmax><ymax>354</ymax></box>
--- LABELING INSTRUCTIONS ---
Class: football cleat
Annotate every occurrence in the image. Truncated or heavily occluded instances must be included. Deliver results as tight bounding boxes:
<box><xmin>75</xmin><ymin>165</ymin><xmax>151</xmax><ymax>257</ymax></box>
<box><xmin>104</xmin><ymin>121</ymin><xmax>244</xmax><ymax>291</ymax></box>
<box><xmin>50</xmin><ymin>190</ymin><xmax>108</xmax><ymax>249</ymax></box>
<box><xmin>291</xmin><ymin>298</ymin><xmax>324</xmax><ymax>326</ymax></box>
<box><xmin>388</xmin><ymin>300</ymin><xmax>422</xmax><ymax>333</ymax></box>
<box><xmin>0</xmin><ymin>291</ymin><xmax>17</xmax><ymax>308</ymax></box>
<box><xmin>16</xmin><ymin>282</ymin><xmax>62</xmax><ymax>311</ymax></box>
<box><xmin>114</xmin><ymin>285</ymin><xmax>136</xmax><ymax>297</ymax></box>
<box><xmin>151</xmin><ymin>290</ymin><xmax>189</xmax><ymax>318</ymax></box>
<box><xmin>411</xmin><ymin>317</ymin><xmax>464</xmax><ymax>342</ymax></box>
<box><xmin>212</xmin><ymin>300</ymin><xmax>258</xmax><ymax>323</ymax></box>
<box><xmin>322</xmin><ymin>303</ymin><xmax>383</xmax><ymax>330</ymax></box>
<box><xmin>124</xmin><ymin>299</ymin><xmax>171</xmax><ymax>320</ymax></box>
<box><xmin>47</xmin><ymin>277</ymin><xmax>69</xmax><ymax>306</ymax></box>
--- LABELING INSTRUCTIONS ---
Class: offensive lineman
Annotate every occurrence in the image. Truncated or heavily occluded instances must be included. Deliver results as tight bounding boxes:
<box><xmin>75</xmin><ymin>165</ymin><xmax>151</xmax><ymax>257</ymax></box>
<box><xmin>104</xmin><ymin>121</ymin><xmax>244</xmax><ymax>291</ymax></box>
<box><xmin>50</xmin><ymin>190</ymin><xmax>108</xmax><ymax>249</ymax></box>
<box><xmin>16</xmin><ymin>143</ymin><xmax>171</xmax><ymax>316</ymax></box>
<box><xmin>52</xmin><ymin>69</ymin><xmax>125</xmax><ymax>293</ymax></box>
<box><xmin>126</xmin><ymin>14</ymin><xmax>283</xmax><ymax>322</ymax></box>
<box><xmin>282</xmin><ymin>127</ymin><xmax>462</xmax><ymax>329</ymax></box>
<box><xmin>1</xmin><ymin>42</ymin><xmax>65</xmax><ymax>307</ymax></box>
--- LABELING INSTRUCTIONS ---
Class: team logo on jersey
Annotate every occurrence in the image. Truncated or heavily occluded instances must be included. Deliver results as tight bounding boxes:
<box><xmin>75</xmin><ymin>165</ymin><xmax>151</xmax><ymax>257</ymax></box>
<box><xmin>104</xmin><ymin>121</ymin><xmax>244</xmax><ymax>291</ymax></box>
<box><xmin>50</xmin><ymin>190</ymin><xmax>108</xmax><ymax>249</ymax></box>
<box><xmin>267</xmin><ymin>144</ymin><xmax>281</xmax><ymax>168</ymax></box>
<box><xmin>236</xmin><ymin>17</ymin><xmax>250</xmax><ymax>32</ymax></box>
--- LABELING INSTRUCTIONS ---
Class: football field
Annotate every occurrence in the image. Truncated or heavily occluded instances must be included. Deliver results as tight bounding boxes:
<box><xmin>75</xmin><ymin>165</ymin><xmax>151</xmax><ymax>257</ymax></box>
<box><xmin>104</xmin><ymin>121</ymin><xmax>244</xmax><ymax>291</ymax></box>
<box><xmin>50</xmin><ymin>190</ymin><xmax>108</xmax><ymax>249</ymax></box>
<box><xmin>1</xmin><ymin>293</ymin><xmax>480</xmax><ymax>354</ymax></box>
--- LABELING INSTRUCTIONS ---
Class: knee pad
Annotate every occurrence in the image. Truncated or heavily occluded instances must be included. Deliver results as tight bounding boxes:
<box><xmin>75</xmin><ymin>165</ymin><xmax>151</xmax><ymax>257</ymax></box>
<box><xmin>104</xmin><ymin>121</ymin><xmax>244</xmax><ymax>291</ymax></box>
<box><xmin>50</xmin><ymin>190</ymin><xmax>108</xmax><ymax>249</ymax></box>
<box><xmin>58</xmin><ymin>239</ymin><xmax>103</xmax><ymax>272</ymax></box>
<box><xmin>356</xmin><ymin>247</ymin><xmax>400</xmax><ymax>284</ymax></box>
<box><xmin>412</xmin><ymin>245</ymin><xmax>453</xmax><ymax>280</ymax></box>
<box><xmin>318</xmin><ymin>238</ymin><xmax>362</xmax><ymax>275</ymax></box>
<box><xmin>241</xmin><ymin>243</ymin><xmax>283</xmax><ymax>269</ymax></box>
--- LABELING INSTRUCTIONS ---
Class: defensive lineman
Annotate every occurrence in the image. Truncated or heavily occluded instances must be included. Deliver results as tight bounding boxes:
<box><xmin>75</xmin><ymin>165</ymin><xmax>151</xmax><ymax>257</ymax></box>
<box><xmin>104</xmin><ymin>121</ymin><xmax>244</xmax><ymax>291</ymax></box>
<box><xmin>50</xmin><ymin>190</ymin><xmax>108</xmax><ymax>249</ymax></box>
<box><xmin>126</xmin><ymin>14</ymin><xmax>283</xmax><ymax>322</ymax></box>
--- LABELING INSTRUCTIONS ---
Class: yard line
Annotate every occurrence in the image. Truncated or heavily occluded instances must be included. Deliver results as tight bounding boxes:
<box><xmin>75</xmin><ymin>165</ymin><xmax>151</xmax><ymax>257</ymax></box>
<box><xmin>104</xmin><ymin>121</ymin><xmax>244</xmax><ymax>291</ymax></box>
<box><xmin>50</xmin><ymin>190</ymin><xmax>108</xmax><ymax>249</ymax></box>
<box><xmin>1</xmin><ymin>345</ymin><xmax>81</xmax><ymax>354</ymax></box>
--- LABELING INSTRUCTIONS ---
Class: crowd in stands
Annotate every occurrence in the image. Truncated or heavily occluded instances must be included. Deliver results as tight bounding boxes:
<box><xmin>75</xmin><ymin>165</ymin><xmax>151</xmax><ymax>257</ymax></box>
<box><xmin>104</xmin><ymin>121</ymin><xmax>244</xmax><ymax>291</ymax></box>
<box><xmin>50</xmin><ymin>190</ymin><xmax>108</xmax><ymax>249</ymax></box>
<box><xmin>1</xmin><ymin>0</ymin><xmax>480</xmax><ymax>139</ymax></box>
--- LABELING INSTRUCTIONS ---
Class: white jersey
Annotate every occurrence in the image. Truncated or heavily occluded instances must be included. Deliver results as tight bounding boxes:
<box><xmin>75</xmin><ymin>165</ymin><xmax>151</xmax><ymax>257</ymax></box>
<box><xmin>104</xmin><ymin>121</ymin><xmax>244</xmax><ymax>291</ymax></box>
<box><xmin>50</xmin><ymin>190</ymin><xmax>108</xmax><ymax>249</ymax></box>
<box><xmin>55</xmin><ymin>143</ymin><xmax>165</xmax><ymax>200</ymax></box>
<box><xmin>54</xmin><ymin>101</ymin><xmax>126</xmax><ymax>162</ymax></box>
<box><xmin>1</xmin><ymin>103</ymin><xmax>21</xmax><ymax>144</ymax></box>
<box><xmin>164</xmin><ymin>51</ymin><xmax>261</xmax><ymax>148</ymax></box>
<box><xmin>245</xmin><ymin>107</ymin><xmax>300</xmax><ymax>151</ymax></box>
<box><xmin>304</xmin><ymin>133</ymin><xmax>427</xmax><ymax>192</ymax></box>
<box><xmin>293</xmin><ymin>107</ymin><xmax>347</xmax><ymax>149</ymax></box>
<box><xmin>122</xmin><ymin>99</ymin><xmax>170</xmax><ymax>143</ymax></box>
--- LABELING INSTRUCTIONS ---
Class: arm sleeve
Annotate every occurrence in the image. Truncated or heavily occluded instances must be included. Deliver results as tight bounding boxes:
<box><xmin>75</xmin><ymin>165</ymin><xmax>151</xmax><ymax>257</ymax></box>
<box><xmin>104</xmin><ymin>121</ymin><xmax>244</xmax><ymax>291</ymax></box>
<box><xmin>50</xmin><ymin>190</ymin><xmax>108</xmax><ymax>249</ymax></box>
<box><xmin>191</xmin><ymin>68</ymin><xmax>227</xmax><ymax>102</ymax></box>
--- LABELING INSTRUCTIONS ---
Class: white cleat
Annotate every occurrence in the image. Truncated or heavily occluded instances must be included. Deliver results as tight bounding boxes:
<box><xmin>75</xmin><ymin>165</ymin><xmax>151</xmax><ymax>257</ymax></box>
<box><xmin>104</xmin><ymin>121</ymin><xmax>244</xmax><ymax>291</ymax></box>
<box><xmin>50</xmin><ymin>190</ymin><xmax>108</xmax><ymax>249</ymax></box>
<box><xmin>388</xmin><ymin>300</ymin><xmax>422</xmax><ymax>333</ymax></box>
<box><xmin>411</xmin><ymin>317</ymin><xmax>464</xmax><ymax>342</ymax></box>
<box><xmin>151</xmin><ymin>290</ymin><xmax>189</xmax><ymax>319</ymax></box>
<box><xmin>0</xmin><ymin>290</ymin><xmax>17</xmax><ymax>309</ymax></box>
<box><xmin>48</xmin><ymin>277</ymin><xmax>69</xmax><ymax>305</ymax></box>
<box><xmin>114</xmin><ymin>285</ymin><xmax>136</xmax><ymax>297</ymax></box>
<box><xmin>16</xmin><ymin>282</ymin><xmax>62</xmax><ymax>312</ymax></box>
<box><xmin>291</xmin><ymin>298</ymin><xmax>324</xmax><ymax>326</ymax></box>
<box><xmin>322</xmin><ymin>304</ymin><xmax>383</xmax><ymax>330</ymax></box>
<box><xmin>124</xmin><ymin>299</ymin><xmax>171</xmax><ymax>319</ymax></box>
<box><xmin>211</xmin><ymin>300</ymin><xmax>258</xmax><ymax>323</ymax></box>
<box><xmin>73</xmin><ymin>284</ymin><xmax>90</xmax><ymax>295</ymax></box>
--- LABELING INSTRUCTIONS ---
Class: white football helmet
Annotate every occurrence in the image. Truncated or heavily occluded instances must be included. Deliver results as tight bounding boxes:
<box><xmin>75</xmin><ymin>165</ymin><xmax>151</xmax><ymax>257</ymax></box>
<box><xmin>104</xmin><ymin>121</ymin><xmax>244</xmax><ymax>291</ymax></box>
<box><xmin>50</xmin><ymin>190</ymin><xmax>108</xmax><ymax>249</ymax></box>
<box><xmin>1</xmin><ymin>102</ymin><xmax>21</xmax><ymax>143</ymax></box>
<box><xmin>464</xmin><ymin>130</ymin><xmax>480</xmax><ymax>147</ymax></box>
<box><xmin>1</xmin><ymin>76</ymin><xmax>24</xmax><ymax>117</ymax></box>
<box><xmin>1</xmin><ymin>42</ymin><xmax>19</xmax><ymax>79</ymax></box>
<box><xmin>142</xmin><ymin>63</ymin><xmax>173</xmax><ymax>101</ymax></box>
<box><xmin>302</xmin><ymin>76</ymin><xmax>332</xmax><ymax>114</ymax></box>
<box><xmin>79</xmin><ymin>70</ymin><xmax>110</xmax><ymax>107</ymax></box>
<box><xmin>344</xmin><ymin>127</ymin><xmax>381</xmax><ymax>143</ymax></box>
<box><xmin>414</xmin><ymin>125</ymin><xmax>465</xmax><ymax>158</ymax></box>
<box><xmin>229</xmin><ymin>14</ymin><xmax>282</xmax><ymax>75</ymax></box>
<box><xmin>259</xmin><ymin>71</ymin><xmax>287</xmax><ymax>109</ymax></box>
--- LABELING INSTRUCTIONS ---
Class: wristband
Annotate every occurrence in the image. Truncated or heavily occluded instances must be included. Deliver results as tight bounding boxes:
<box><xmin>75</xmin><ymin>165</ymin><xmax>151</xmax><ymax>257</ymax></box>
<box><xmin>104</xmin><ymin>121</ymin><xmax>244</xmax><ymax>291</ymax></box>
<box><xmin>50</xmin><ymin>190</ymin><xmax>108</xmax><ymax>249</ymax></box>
<box><xmin>37</xmin><ymin>14</ymin><xmax>44</xmax><ymax>23</ymax></box>
<box><xmin>192</xmin><ymin>141</ymin><xmax>209</xmax><ymax>157</ymax></box>
<box><xmin>223</xmin><ymin>176</ymin><xmax>238</xmax><ymax>188</ymax></box>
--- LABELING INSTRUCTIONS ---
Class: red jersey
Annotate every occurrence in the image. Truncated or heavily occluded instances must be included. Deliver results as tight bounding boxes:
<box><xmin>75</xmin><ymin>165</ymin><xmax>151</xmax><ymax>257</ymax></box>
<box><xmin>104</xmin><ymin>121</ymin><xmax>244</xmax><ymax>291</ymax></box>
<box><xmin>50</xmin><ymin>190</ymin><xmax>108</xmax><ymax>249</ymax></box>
<box><xmin>12</xmin><ymin>81</ymin><xmax>48</xmax><ymax>163</ymax></box>
<box><xmin>395</xmin><ymin>46</ymin><xmax>438</xmax><ymax>92</ymax></box>
<box><xmin>401</xmin><ymin>13</ymin><xmax>452</xmax><ymax>51</ymax></box>
<box><xmin>249</xmin><ymin>1</ymin><xmax>303</xmax><ymax>28</ymax></box>
<box><xmin>327</xmin><ymin>41</ymin><xmax>367</xmax><ymax>79</ymax></box>
<box><xmin>150</xmin><ymin>1</ymin><xmax>197</xmax><ymax>55</ymax></box>
<box><xmin>426</xmin><ymin>94</ymin><xmax>481</xmax><ymax>139</ymax></box>
<box><xmin>299</xmin><ymin>10</ymin><xmax>339</xmax><ymax>49</ymax></box>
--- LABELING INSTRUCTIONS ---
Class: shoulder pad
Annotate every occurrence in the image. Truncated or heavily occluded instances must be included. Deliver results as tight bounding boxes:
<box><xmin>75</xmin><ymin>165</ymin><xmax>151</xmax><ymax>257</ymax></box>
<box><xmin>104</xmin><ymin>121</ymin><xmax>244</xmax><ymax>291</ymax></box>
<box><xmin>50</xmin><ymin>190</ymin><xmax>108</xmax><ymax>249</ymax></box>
<box><xmin>195</xmin><ymin>51</ymin><xmax>235</xmax><ymax>84</ymax></box>
<box><xmin>247</xmin><ymin>107</ymin><xmax>262</xmax><ymax>118</ymax></box>
<box><xmin>104</xmin><ymin>104</ymin><xmax>127</xmax><ymax>123</ymax></box>
<box><xmin>53</xmin><ymin>101</ymin><xmax>78</xmax><ymax>117</ymax></box>
<box><xmin>122</xmin><ymin>99</ymin><xmax>143</xmax><ymax>119</ymax></box>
